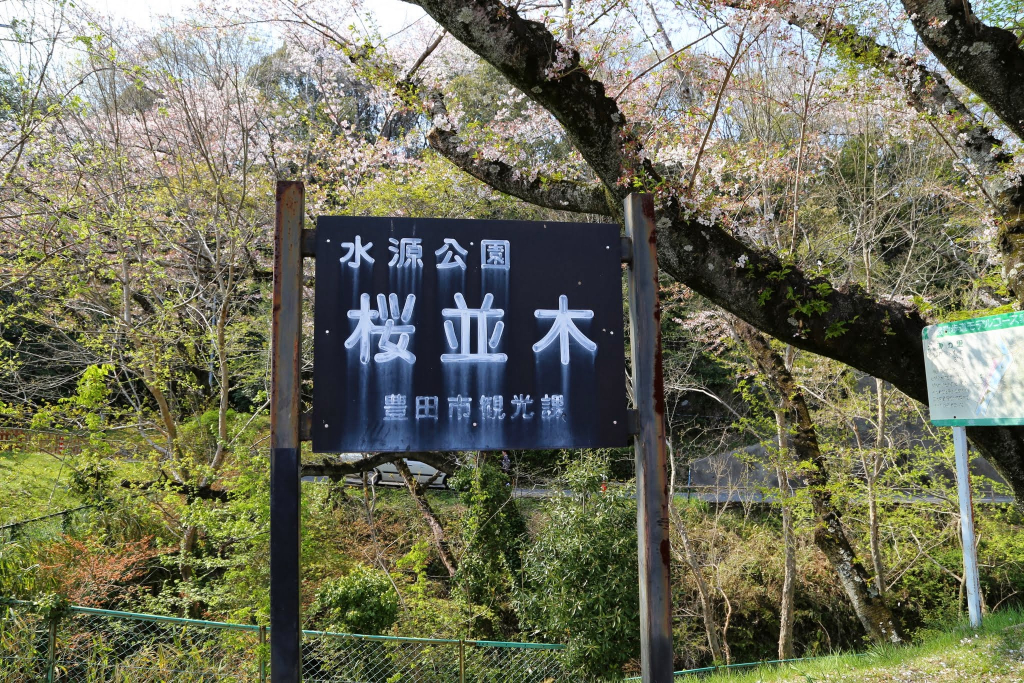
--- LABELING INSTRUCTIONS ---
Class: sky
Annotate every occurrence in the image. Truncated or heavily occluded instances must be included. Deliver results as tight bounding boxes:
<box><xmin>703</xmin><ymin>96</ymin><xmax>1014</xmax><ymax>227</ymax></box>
<box><xmin>81</xmin><ymin>0</ymin><xmax>427</xmax><ymax>36</ymax></box>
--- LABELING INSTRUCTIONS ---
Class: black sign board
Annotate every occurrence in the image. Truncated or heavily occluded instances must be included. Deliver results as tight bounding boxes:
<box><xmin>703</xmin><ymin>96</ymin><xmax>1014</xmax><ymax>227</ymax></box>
<box><xmin>312</xmin><ymin>216</ymin><xmax>629</xmax><ymax>452</ymax></box>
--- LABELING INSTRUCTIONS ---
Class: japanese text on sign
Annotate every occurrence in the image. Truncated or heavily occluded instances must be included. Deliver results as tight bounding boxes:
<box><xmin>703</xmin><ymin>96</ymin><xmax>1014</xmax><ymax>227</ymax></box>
<box><xmin>312</xmin><ymin>217</ymin><xmax>629</xmax><ymax>452</ymax></box>
<box><xmin>923</xmin><ymin>312</ymin><xmax>1024</xmax><ymax>426</ymax></box>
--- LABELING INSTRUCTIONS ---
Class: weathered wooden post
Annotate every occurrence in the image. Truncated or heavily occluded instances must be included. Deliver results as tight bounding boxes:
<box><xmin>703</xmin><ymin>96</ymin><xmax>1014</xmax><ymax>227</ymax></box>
<box><xmin>271</xmin><ymin>180</ymin><xmax>304</xmax><ymax>682</ymax></box>
<box><xmin>624</xmin><ymin>193</ymin><xmax>673</xmax><ymax>681</ymax></box>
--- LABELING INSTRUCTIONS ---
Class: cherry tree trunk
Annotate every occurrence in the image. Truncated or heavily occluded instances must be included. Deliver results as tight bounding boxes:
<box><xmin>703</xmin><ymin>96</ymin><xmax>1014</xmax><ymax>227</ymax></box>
<box><xmin>734</xmin><ymin>320</ymin><xmax>901</xmax><ymax>644</ymax></box>
<box><xmin>774</xmin><ymin>411</ymin><xmax>796</xmax><ymax>660</ymax></box>
<box><xmin>395</xmin><ymin>458</ymin><xmax>457</xmax><ymax>577</ymax></box>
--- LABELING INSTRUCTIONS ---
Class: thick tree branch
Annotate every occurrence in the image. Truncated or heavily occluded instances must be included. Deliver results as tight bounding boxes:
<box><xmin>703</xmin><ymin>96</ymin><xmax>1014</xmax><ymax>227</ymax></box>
<box><xmin>658</xmin><ymin>196</ymin><xmax>929</xmax><ymax>399</ymax></box>
<box><xmin>406</xmin><ymin>0</ymin><xmax>1024</xmax><ymax>504</ymax></box>
<box><xmin>902</xmin><ymin>0</ymin><xmax>1024</xmax><ymax>143</ymax></box>
<box><xmin>427</xmin><ymin>127</ymin><xmax>611</xmax><ymax>214</ymax></box>
<box><xmin>300</xmin><ymin>451</ymin><xmax>460</xmax><ymax>480</ymax></box>
<box><xmin>120</xmin><ymin>479</ymin><xmax>228</xmax><ymax>502</ymax></box>
<box><xmin>330</xmin><ymin>14</ymin><xmax>612</xmax><ymax>216</ymax></box>
<box><xmin>407</xmin><ymin>0</ymin><xmax>652</xmax><ymax>193</ymax></box>
<box><xmin>300</xmin><ymin>452</ymin><xmax>403</xmax><ymax>480</ymax></box>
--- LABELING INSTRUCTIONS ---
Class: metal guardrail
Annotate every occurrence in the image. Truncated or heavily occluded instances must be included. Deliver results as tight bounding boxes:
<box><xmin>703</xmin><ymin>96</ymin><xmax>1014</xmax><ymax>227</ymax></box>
<box><xmin>0</xmin><ymin>598</ymin><xmax>564</xmax><ymax>682</ymax></box>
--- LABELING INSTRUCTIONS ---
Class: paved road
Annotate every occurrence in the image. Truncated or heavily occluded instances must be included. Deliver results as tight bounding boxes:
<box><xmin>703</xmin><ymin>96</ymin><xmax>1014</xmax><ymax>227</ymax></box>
<box><xmin>303</xmin><ymin>478</ymin><xmax>1015</xmax><ymax>505</ymax></box>
<box><xmin>513</xmin><ymin>488</ymin><xmax>1014</xmax><ymax>504</ymax></box>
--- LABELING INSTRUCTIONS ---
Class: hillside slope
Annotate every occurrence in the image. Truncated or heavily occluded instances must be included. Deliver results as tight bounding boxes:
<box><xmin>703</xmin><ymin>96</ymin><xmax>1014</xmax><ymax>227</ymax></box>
<box><xmin>685</xmin><ymin>610</ymin><xmax>1024</xmax><ymax>682</ymax></box>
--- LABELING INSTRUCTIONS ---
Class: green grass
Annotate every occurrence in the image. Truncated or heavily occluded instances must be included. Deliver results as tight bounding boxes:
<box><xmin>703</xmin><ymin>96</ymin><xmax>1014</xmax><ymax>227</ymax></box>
<box><xmin>0</xmin><ymin>449</ymin><xmax>83</xmax><ymax>525</ymax></box>
<box><xmin>679</xmin><ymin>609</ymin><xmax>1024</xmax><ymax>682</ymax></box>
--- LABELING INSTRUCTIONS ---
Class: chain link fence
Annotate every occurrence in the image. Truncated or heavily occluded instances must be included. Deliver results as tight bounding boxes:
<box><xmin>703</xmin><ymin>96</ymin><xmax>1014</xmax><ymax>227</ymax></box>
<box><xmin>0</xmin><ymin>428</ymin><xmax>84</xmax><ymax>456</ymax></box>
<box><xmin>1</xmin><ymin>599</ymin><xmax>564</xmax><ymax>681</ymax></box>
<box><xmin>0</xmin><ymin>506</ymin><xmax>96</xmax><ymax>546</ymax></box>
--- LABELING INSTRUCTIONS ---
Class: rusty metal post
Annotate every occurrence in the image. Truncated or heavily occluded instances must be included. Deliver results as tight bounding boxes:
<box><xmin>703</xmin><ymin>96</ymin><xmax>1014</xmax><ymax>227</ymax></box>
<box><xmin>271</xmin><ymin>180</ymin><xmax>304</xmax><ymax>683</ymax></box>
<box><xmin>624</xmin><ymin>193</ymin><xmax>673</xmax><ymax>681</ymax></box>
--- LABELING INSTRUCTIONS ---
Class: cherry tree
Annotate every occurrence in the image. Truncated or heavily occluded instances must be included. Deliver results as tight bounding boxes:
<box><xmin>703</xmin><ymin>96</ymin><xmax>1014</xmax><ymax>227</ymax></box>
<box><xmin>1</xmin><ymin>12</ymin><xmax>283</xmax><ymax>595</ymax></box>
<box><xmin>364</xmin><ymin>0</ymin><xmax>1024</xmax><ymax>508</ymax></box>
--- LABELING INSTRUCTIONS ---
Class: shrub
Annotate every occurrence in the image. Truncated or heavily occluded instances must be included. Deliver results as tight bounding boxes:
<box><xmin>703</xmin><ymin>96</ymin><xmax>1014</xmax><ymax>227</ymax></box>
<box><xmin>309</xmin><ymin>565</ymin><xmax>399</xmax><ymax>635</ymax></box>
<box><xmin>516</xmin><ymin>454</ymin><xmax>639</xmax><ymax>680</ymax></box>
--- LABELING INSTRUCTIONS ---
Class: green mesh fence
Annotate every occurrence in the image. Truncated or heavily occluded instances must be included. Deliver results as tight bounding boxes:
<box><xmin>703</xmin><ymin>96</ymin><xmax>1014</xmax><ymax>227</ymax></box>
<box><xmin>0</xmin><ymin>507</ymin><xmax>97</xmax><ymax>551</ymax></box>
<box><xmin>301</xmin><ymin>630</ymin><xmax>462</xmax><ymax>682</ymax></box>
<box><xmin>463</xmin><ymin>641</ymin><xmax>564</xmax><ymax>682</ymax></box>
<box><xmin>0</xmin><ymin>600</ymin><xmax>564</xmax><ymax>682</ymax></box>
<box><xmin>55</xmin><ymin>608</ymin><xmax>261</xmax><ymax>682</ymax></box>
<box><xmin>0</xmin><ymin>600</ymin><xmax>48</xmax><ymax>682</ymax></box>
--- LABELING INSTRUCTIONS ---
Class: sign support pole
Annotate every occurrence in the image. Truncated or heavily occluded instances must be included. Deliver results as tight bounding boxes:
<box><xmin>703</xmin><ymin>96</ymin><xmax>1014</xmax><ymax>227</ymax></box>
<box><xmin>271</xmin><ymin>181</ymin><xmax>304</xmax><ymax>682</ymax></box>
<box><xmin>952</xmin><ymin>426</ymin><xmax>982</xmax><ymax>628</ymax></box>
<box><xmin>624</xmin><ymin>193</ymin><xmax>673</xmax><ymax>681</ymax></box>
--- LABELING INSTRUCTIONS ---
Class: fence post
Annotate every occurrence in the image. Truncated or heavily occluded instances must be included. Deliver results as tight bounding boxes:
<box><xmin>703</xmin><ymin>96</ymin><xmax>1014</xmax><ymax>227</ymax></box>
<box><xmin>459</xmin><ymin>639</ymin><xmax>465</xmax><ymax>683</ymax></box>
<box><xmin>45</xmin><ymin>612</ymin><xmax>59</xmax><ymax>683</ymax></box>
<box><xmin>259</xmin><ymin>625</ymin><xmax>267</xmax><ymax>683</ymax></box>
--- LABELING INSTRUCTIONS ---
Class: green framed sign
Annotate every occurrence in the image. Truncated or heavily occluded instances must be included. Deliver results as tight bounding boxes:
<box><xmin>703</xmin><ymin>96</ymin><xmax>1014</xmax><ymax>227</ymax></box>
<box><xmin>923</xmin><ymin>311</ymin><xmax>1024</xmax><ymax>426</ymax></box>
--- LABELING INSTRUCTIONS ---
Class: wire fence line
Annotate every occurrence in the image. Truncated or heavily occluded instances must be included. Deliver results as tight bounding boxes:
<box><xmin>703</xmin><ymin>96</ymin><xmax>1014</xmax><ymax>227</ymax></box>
<box><xmin>0</xmin><ymin>599</ymin><xmax>565</xmax><ymax>682</ymax></box>
<box><xmin>0</xmin><ymin>428</ymin><xmax>85</xmax><ymax>456</ymax></box>
<box><xmin>0</xmin><ymin>506</ymin><xmax>97</xmax><ymax>545</ymax></box>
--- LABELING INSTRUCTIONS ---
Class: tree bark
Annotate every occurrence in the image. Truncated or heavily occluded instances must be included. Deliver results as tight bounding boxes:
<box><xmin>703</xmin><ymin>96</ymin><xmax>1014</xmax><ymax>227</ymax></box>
<box><xmin>733</xmin><ymin>320</ymin><xmax>902</xmax><ymax>644</ymax></box>
<box><xmin>407</xmin><ymin>0</ymin><xmax>1024</xmax><ymax>507</ymax></box>
<box><xmin>865</xmin><ymin>472</ymin><xmax>884</xmax><ymax>598</ymax></box>
<box><xmin>140</xmin><ymin>367</ymin><xmax>180</xmax><ymax>462</ymax></box>
<box><xmin>395</xmin><ymin>458</ymin><xmax>457</xmax><ymax>578</ymax></box>
<box><xmin>774</xmin><ymin>410</ymin><xmax>796</xmax><ymax>660</ymax></box>
<box><xmin>869</xmin><ymin>378</ymin><xmax>887</xmax><ymax>597</ymax></box>
<box><xmin>180</xmin><ymin>524</ymin><xmax>198</xmax><ymax>582</ymax></box>
<box><xmin>901</xmin><ymin>0</ymin><xmax>1024</xmax><ymax>144</ymax></box>
<box><xmin>208</xmin><ymin>282</ymin><xmax>232</xmax><ymax>477</ymax></box>
<box><xmin>427</xmin><ymin>127</ymin><xmax>610</xmax><ymax>214</ymax></box>
<box><xmin>301</xmin><ymin>451</ymin><xmax>459</xmax><ymax>479</ymax></box>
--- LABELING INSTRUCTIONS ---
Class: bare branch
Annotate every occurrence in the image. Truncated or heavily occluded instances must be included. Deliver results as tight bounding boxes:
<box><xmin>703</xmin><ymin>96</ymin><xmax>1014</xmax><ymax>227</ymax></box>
<box><xmin>405</xmin><ymin>29</ymin><xmax>447</xmax><ymax>80</ymax></box>
<box><xmin>760</xmin><ymin>2</ymin><xmax>1010</xmax><ymax>177</ymax></box>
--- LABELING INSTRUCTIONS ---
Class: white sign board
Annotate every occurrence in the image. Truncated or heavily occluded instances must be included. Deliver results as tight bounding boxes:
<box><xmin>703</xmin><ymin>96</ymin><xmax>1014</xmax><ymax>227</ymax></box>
<box><xmin>923</xmin><ymin>311</ymin><xmax>1024</xmax><ymax>426</ymax></box>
